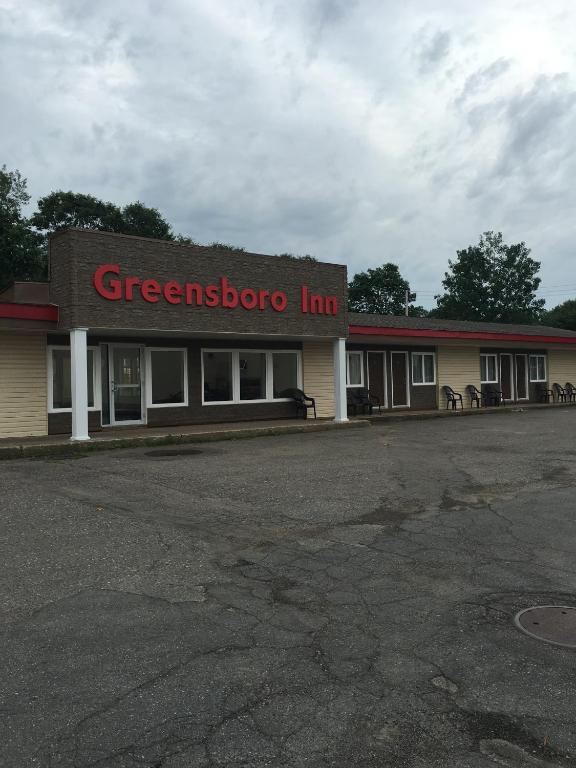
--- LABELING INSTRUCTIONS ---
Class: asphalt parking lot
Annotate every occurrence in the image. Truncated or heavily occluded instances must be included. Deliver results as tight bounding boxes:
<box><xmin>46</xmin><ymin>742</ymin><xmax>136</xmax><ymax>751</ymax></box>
<box><xmin>1</xmin><ymin>409</ymin><xmax>576</xmax><ymax>768</ymax></box>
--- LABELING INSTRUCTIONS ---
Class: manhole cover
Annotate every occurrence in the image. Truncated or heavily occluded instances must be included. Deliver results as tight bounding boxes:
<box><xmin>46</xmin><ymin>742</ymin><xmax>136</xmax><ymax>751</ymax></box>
<box><xmin>145</xmin><ymin>448</ymin><xmax>204</xmax><ymax>457</ymax></box>
<box><xmin>514</xmin><ymin>606</ymin><xmax>576</xmax><ymax>648</ymax></box>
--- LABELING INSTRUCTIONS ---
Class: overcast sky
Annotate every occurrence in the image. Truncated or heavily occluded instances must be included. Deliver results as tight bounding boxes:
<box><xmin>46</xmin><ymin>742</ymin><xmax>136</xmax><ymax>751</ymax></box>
<box><xmin>2</xmin><ymin>0</ymin><xmax>576</xmax><ymax>307</ymax></box>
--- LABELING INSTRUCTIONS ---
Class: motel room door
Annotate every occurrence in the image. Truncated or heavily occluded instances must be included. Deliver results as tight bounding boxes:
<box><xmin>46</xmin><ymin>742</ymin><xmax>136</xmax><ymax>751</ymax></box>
<box><xmin>515</xmin><ymin>354</ymin><xmax>528</xmax><ymax>401</ymax></box>
<box><xmin>500</xmin><ymin>353</ymin><xmax>514</xmax><ymax>402</ymax></box>
<box><xmin>367</xmin><ymin>352</ymin><xmax>387</xmax><ymax>408</ymax></box>
<box><xmin>391</xmin><ymin>351</ymin><xmax>410</xmax><ymax>408</ymax></box>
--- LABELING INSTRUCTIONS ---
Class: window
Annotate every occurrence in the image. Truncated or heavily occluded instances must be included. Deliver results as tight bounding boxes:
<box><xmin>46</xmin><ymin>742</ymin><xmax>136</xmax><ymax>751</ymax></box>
<box><xmin>146</xmin><ymin>349</ymin><xmax>188</xmax><ymax>407</ymax></box>
<box><xmin>48</xmin><ymin>347</ymin><xmax>99</xmax><ymax>412</ymax></box>
<box><xmin>239</xmin><ymin>353</ymin><xmax>267</xmax><ymax>401</ymax></box>
<box><xmin>202</xmin><ymin>349</ymin><xmax>301</xmax><ymax>404</ymax></box>
<box><xmin>480</xmin><ymin>354</ymin><xmax>498</xmax><ymax>383</ymax></box>
<box><xmin>272</xmin><ymin>352</ymin><xmax>299</xmax><ymax>398</ymax></box>
<box><xmin>529</xmin><ymin>355</ymin><xmax>546</xmax><ymax>382</ymax></box>
<box><xmin>203</xmin><ymin>351</ymin><xmax>233</xmax><ymax>403</ymax></box>
<box><xmin>411</xmin><ymin>352</ymin><xmax>435</xmax><ymax>385</ymax></box>
<box><xmin>346</xmin><ymin>351</ymin><xmax>363</xmax><ymax>387</ymax></box>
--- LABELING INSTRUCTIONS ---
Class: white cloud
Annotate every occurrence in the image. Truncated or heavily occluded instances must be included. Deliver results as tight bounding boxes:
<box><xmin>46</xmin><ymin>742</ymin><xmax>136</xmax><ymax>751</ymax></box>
<box><xmin>1</xmin><ymin>0</ymin><xmax>576</xmax><ymax>306</ymax></box>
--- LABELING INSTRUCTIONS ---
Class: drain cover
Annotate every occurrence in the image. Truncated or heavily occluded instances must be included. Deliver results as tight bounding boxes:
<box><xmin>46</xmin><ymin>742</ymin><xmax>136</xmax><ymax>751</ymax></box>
<box><xmin>514</xmin><ymin>606</ymin><xmax>576</xmax><ymax>648</ymax></box>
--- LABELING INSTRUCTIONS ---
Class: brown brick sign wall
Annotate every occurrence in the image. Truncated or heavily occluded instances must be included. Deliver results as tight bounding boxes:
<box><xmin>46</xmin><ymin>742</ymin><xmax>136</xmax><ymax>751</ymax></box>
<box><xmin>49</xmin><ymin>230</ymin><xmax>348</xmax><ymax>338</ymax></box>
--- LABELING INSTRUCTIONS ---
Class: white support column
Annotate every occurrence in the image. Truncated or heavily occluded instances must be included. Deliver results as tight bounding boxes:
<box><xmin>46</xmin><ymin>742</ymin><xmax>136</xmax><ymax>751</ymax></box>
<box><xmin>70</xmin><ymin>328</ymin><xmax>91</xmax><ymax>441</ymax></box>
<box><xmin>333</xmin><ymin>337</ymin><xmax>348</xmax><ymax>423</ymax></box>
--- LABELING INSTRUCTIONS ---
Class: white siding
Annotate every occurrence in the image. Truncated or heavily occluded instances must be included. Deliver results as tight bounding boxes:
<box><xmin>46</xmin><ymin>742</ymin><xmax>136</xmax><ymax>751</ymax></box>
<box><xmin>302</xmin><ymin>340</ymin><xmax>335</xmax><ymax>418</ymax></box>
<box><xmin>0</xmin><ymin>333</ymin><xmax>48</xmax><ymax>438</ymax></box>
<box><xmin>437</xmin><ymin>345</ymin><xmax>481</xmax><ymax>408</ymax></box>
<box><xmin>547</xmin><ymin>349</ymin><xmax>576</xmax><ymax>389</ymax></box>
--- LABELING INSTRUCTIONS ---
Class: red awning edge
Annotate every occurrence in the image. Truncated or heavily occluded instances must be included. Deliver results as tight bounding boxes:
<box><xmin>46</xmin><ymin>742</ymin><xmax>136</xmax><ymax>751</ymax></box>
<box><xmin>0</xmin><ymin>303</ymin><xmax>59</xmax><ymax>322</ymax></box>
<box><xmin>348</xmin><ymin>324</ymin><xmax>576</xmax><ymax>345</ymax></box>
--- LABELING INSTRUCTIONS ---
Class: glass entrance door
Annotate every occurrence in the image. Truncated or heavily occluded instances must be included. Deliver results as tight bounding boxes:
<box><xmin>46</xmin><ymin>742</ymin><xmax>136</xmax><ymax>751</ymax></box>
<box><xmin>110</xmin><ymin>346</ymin><xmax>144</xmax><ymax>424</ymax></box>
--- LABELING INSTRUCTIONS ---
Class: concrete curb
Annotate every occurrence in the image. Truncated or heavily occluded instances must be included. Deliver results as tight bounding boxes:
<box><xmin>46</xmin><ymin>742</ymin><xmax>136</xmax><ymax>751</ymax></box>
<box><xmin>0</xmin><ymin>419</ymin><xmax>370</xmax><ymax>461</ymax></box>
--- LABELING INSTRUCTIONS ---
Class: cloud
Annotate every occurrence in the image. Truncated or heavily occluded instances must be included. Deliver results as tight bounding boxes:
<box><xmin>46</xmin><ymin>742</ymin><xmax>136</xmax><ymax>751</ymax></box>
<box><xmin>1</xmin><ymin>0</ymin><xmax>576</xmax><ymax>308</ymax></box>
<box><xmin>416</xmin><ymin>29</ymin><xmax>451</xmax><ymax>73</ymax></box>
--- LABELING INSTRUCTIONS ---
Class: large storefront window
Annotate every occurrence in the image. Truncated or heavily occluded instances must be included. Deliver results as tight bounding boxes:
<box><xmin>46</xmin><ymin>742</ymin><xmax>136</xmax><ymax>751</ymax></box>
<box><xmin>202</xmin><ymin>349</ymin><xmax>301</xmax><ymax>404</ymax></box>
<box><xmin>146</xmin><ymin>349</ymin><xmax>187</xmax><ymax>407</ymax></box>
<box><xmin>239</xmin><ymin>353</ymin><xmax>267</xmax><ymax>401</ymax></box>
<box><xmin>203</xmin><ymin>351</ymin><xmax>233</xmax><ymax>403</ymax></box>
<box><xmin>48</xmin><ymin>347</ymin><xmax>97</xmax><ymax>411</ymax></box>
<box><xmin>272</xmin><ymin>352</ymin><xmax>299</xmax><ymax>397</ymax></box>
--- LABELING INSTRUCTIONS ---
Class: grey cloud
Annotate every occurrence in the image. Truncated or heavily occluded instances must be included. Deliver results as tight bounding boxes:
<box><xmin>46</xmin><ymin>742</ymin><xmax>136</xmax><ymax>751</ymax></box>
<box><xmin>456</xmin><ymin>57</ymin><xmax>512</xmax><ymax>106</ymax></box>
<box><xmin>417</xmin><ymin>29</ymin><xmax>451</xmax><ymax>73</ymax></box>
<box><xmin>2</xmin><ymin>0</ymin><xmax>576</xmax><ymax>308</ymax></box>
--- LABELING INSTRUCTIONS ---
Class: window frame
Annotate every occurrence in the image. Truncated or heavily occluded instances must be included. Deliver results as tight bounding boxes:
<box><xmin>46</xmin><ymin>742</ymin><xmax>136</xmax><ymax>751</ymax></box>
<box><xmin>47</xmin><ymin>345</ymin><xmax>101</xmax><ymax>413</ymax></box>
<box><xmin>411</xmin><ymin>352</ymin><xmax>436</xmax><ymax>386</ymax></box>
<box><xmin>346</xmin><ymin>351</ymin><xmax>364</xmax><ymax>388</ymax></box>
<box><xmin>480</xmin><ymin>353</ymin><xmax>498</xmax><ymax>384</ymax></box>
<box><xmin>145</xmin><ymin>347</ymin><xmax>189</xmax><ymax>409</ymax></box>
<box><xmin>529</xmin><ymin>354</ymin><xmax>547</xmax><ymax>383</ymax></box>
<box><xmin>201</xmin><ymin>349</ymin><xmax>302</xmax><ymax>406</ymax></box>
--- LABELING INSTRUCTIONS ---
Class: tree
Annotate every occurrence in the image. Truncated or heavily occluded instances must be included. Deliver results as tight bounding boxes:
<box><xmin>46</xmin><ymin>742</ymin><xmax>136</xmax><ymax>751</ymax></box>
<box><xmin>0</xmin><ymin>166</ymin><xmax>46</xmax><ymax>289</ymax></box>
<box><xmin>348</xmin><ymin>262</ymin><xmax>425</xmax><ymax>315</ymax></box>
<box><xmin>30</xmin><ymin>191</ymin><xmax>176</xmax><ymax>240</ymax></box>
<box><xmin>433</xmin><ymin>231</ymin><xmax>544</xmax><ymax>323</ymax></box>
<box><xmin>543</xmin><ymin>299</ymin><xmax>576</xmax><ymax>331</ymax></box>
<box><xmin>276</xmin><ymin>252</ymin><xmax>318</xmax><ymax>262</ymax></box>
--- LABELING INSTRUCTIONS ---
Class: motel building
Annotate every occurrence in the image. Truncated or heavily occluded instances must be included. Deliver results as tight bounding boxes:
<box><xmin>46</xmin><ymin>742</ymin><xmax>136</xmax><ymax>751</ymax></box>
<box><xmin>1</xmin><ymin>228</ymin><xmax>576</xmax><ymax>442</ymax></box>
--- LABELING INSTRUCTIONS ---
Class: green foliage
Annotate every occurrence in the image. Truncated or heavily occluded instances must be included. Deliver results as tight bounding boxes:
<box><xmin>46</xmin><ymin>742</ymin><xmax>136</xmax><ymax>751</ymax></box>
<box><xmin>0</xmin><ymin>166</ymin><xmax>46</xmax><ymax>289</ymax></box>
<box><xmin>119</xmin><ymin>202</ymin><xmax>174</xmax><ymax>239</ymax></box>
<box><xmin>543</xmin><ymin>299</ymin><xmax>576</xmax><ymax>331</ymax></box>
<box><xmin>348</xmin><ymin>262</ymin><xmax>422</xmax><ymax>315</ymax></box>
<box><xmin>209</xmin><ymin>242</ymin><xmax>246</xmax><ymax>253</ymax></box>
<box><xmin>30</xmin><ymin>191</ymin><xmax>176</xmax><ymax>240</ymax></box>
<box><xmin>276</xmin><ymin>252</ymin><xmax>318</xmax><ymax>262</ymax></box>
<box><xmin>433</xmin><ymin>231</ymin><xmax>545</xmax><ymax>323</ymax></box>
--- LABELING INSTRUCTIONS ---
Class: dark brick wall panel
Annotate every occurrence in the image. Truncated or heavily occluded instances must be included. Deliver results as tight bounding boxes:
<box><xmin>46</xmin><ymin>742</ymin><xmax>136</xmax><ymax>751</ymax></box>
<box><xmin>49</xmin><ymin>230</ymin><xmax>348</xmax><ymax>337</ymax></box>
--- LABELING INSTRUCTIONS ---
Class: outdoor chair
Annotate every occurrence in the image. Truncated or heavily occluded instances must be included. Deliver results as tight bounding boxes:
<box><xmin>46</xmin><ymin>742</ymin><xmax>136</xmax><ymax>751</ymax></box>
<box><xmin>536</xmin><ymin>384</ymin><xmax>554</xmax><ymax>403</ymax></box>
<box><xmin>279</xmin><ymin>388</ymin><xmax>316</xmax><ymax>419</ymax></box>
<box><xmin>565</xmin><ymin>383</ymin><xmax>576</xmax><ymax>403</ymax></box>
<box><xmin>355</xmin><ymin>387</ymin><xmax>382</xmax><ymax>414</ymax></box>
<box><xmin>442</xmin><ymin>386</ymin><xmax>463</xmax><ymax>410</ymax></box>
<box><xmin>484</xmin><ymin>384</ymin><xmax>506</xmax><ymax>407</ymax></box>
<box><xmin>553</xmin><ymin>383</ymin><xmax>568</xmax><ymax>403</ymax></box>
<box><xmin>466</xmin><ymin>384</ymin><xmax>486</xmax><ymax>408</ymax></box>
<box><xmin>347</xmin><ymin>388</ymin><xmax>371</xmax><ymax>416</ymax></box>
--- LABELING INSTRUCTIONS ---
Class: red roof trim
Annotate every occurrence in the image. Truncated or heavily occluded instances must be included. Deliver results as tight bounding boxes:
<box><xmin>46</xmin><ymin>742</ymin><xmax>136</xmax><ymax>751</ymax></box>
<box><xmin>0</xmin><ymin>303</ymin><xmax>59</xmax><ymax>322</ymax></box>
<box><xmin>348</xmin><ymin>324</ymin><xmax>576</xmax><ymax>345</ymax></box>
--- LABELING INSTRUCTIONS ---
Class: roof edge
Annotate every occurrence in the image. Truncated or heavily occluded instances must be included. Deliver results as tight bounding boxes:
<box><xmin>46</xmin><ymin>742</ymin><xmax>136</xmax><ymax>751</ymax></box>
<box><xmin>349</xmin><ymin>324</ymin><xmax>576</xmax><ymax>345</ymax></box>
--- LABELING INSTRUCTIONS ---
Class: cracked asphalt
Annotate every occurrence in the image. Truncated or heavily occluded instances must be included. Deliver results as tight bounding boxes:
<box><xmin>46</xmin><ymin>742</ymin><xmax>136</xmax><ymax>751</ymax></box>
<box><xmin>1</xmin><ymin>408</ymin><xmax>576</xmax><ymax>767</ymax></box>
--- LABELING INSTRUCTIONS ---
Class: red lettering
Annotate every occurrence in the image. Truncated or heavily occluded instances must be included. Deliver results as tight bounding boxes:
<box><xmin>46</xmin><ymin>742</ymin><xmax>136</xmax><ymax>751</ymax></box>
<box><xmin>240</xmin><ymin>288</ymin><xmax>258</xmax><ymax>309</ymax></box>
<box><xmin>270</xmin><ymin>291</ymin><xmax>287</xmax><ymax>312</ymax></box>
<box><xmin>125</xmin><ymin>276</ymin><xmax>141</xmax><ymax>301</ymax></box>
<box><xmin>325</xmin><ymin>296</ymin><xmax>337</xmax><ymax>315</ymax></box>
<box><xmin>300</xmin><ymin>285</ymin><xmax>308</xmax><ymax>313</ymax></box>
<box><xmin>185</xmin><ymin>283</ymin><xmax>203</xmax><ymax>305</ymax></box>
<box><xmin>205</xmin><ymin>284</ymin><xmax>220</xmax><ymax>307</ymax></box>
<box><xmin>258</xmin><ymin>289</ymin><xmax>269</xmax><ymax>310</ymax></box>
<box><xmin>310</xmin><ymin>294</ymin><xmax>324</xmax><ymax>314</ymax></box>
<box><xmin>221</xmin><ymin>277</ymin><xmax>238</xmax><ymax>308</ymax></box>
<box><xmin>164</xmin><ymin>280</ymin><xmax>183</xmax><ymax>305</ymax></box>
<box><xmin>93</xmin><ymin>264</ymin><xmax>122</xmax><ymax>300</ymax></box>
<box><xmin>141</xmin><ymin>278</ymin><xmax>161</xmax><ymax>303</ymax></box>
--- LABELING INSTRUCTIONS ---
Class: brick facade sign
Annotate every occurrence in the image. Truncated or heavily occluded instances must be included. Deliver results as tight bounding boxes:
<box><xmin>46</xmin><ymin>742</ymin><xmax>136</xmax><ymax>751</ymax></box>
<box><xmin>49</xmin><ymin>230</ymin><xmax>348</xmax><ymax>336</ymax></box>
